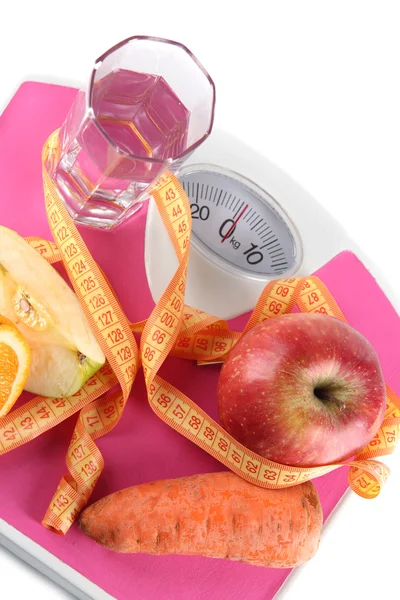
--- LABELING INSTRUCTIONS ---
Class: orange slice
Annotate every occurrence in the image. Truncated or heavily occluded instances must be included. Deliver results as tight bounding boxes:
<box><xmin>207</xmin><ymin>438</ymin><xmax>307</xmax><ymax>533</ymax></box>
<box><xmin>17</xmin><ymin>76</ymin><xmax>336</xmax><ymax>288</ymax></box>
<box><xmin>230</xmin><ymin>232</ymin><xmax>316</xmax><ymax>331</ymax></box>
<box><xmin>0</xmin><ymin>315</ymin><xmax>31</xmax><ymax>417</ymax></box>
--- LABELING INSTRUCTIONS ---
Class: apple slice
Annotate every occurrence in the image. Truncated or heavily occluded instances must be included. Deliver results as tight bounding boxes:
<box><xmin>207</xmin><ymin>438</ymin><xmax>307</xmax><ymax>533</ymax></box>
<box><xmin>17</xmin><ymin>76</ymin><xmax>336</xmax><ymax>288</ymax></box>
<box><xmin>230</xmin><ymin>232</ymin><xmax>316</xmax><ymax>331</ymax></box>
<box><xmin>0</xmin><ymin>226</ymin><xmax>105</xmax><ymax>398</ymax></box>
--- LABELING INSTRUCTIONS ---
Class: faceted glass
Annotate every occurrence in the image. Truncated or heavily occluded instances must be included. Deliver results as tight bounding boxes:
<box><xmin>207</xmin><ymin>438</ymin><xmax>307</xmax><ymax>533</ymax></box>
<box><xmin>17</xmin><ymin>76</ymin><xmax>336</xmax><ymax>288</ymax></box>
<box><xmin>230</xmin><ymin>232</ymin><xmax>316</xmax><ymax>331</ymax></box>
<box><xmin>47</xmin><ymin>36</ymin><xmax>216</xmax><ymax>229</ymax></box>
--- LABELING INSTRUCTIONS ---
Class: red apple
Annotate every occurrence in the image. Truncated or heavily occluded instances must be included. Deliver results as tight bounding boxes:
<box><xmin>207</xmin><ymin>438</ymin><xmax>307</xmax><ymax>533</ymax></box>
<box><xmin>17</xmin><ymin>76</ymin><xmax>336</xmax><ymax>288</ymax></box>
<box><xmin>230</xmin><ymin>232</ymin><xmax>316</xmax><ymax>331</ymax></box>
<box><xmin>217</xmin><ymin>313</ymin><xmax>386</xmax><ymax>467</ymax></box>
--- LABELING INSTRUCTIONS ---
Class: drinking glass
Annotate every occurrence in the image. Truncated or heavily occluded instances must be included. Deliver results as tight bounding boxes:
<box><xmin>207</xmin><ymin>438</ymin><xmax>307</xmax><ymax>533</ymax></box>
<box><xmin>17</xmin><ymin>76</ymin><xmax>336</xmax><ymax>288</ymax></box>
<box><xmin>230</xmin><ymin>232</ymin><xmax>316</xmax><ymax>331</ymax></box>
<box><xmin>46</xmin><ymin>36</ymin><xmax>216</xmax><ymax>229</ymax></box>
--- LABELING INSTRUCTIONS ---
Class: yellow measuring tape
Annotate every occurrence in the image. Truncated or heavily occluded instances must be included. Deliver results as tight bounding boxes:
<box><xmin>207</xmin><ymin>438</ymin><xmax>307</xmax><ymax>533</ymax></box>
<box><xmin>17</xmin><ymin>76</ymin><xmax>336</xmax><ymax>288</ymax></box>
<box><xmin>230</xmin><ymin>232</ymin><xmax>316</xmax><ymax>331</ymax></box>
<box><xmin>0</xmin><ymin>129</ymin><xmax>399</xmax><ymax>535</ymax></box>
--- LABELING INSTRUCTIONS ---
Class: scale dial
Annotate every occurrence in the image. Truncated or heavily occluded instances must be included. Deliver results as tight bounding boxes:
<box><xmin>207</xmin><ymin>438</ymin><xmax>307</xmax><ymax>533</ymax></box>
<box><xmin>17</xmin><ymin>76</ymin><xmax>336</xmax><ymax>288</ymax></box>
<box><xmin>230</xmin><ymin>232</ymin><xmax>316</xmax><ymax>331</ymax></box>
<box><xmin>179</xmin><ymin>164</ymin><xmax>301</xmax><ymax>279</ymax></box>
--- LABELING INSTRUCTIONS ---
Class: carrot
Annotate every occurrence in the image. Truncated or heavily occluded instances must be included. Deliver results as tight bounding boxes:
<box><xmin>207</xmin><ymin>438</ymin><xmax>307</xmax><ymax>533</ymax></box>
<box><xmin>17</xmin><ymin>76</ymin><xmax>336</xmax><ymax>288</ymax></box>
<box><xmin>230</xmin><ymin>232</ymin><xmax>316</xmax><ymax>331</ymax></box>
<box><xmin>79</xmin><ymin>472</ymin><xmax>323</xmax><ymax>568</ymax></box>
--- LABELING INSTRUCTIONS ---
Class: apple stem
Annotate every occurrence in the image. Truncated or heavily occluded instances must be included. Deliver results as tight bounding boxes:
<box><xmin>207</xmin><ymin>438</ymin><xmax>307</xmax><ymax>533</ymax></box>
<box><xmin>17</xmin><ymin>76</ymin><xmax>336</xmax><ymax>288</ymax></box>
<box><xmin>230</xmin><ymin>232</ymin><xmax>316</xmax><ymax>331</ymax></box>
<box><xmin>315</xmin><ymin>390</ymin><xmax>346</xmax><ymax>411</ymax></box>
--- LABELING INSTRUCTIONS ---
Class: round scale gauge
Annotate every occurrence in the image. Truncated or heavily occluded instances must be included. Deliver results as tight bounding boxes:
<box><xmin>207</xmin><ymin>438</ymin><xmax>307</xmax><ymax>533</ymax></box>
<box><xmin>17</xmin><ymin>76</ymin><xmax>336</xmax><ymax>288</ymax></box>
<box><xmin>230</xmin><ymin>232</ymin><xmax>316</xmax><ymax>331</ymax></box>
<box><xmin>145</xmin><ymin>128</ymin><xmax>373</xmax><ymax>319</ymax></box>
<box><xmin>179</xmin><ymin>165</ymin><xmax>301</xmax><ymax>279</ymax></box>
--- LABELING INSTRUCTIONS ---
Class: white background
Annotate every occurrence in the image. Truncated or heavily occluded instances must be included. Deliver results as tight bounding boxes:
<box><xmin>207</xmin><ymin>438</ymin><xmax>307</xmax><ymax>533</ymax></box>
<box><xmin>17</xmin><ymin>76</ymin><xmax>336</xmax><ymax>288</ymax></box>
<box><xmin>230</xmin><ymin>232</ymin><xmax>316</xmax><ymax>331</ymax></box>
<box><xmin>1</xmin><ymin>1</ymin><xmax>400</xmax><ymax>598</ymax></box>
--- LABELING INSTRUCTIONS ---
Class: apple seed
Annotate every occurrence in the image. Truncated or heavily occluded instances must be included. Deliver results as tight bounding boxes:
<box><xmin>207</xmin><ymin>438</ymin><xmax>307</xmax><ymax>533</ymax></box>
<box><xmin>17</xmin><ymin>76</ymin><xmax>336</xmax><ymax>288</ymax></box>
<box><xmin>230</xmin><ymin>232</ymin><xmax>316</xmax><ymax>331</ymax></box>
<box><xmin>19</xmin><ymin>298</ymin><xmax>31</xmax><ymax>313</ymax></box>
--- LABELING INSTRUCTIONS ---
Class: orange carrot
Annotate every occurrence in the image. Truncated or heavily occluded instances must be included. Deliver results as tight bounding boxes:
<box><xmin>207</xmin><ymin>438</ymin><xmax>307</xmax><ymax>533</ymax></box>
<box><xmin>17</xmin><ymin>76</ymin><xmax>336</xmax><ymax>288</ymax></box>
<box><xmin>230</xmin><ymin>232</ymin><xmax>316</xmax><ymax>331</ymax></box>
<box><xmin>80</xmin><ymin>472</ymin><xmax>323</xmax><ymax>568</ymax></box>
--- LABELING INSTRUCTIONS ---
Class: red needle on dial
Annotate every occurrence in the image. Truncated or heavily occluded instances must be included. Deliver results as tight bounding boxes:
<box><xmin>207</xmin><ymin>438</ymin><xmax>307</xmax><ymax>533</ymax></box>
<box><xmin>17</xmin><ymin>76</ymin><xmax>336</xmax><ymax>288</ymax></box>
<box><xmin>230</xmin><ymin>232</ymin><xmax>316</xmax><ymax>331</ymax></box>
<box><xmin>221</xmin><ymin>204</ymin><xmax>249</xmax><ymax>243</ymax></box>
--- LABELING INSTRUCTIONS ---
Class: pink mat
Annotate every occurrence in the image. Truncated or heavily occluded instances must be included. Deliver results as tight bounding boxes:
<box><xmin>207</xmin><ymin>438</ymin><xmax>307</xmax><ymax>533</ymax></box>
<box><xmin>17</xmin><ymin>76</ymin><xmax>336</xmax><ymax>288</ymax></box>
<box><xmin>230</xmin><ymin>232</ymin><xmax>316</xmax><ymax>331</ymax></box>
<box><xmin>0</xmin><ymin>82</ymin><xmax>399</xmax><ymax>600</ymax></box>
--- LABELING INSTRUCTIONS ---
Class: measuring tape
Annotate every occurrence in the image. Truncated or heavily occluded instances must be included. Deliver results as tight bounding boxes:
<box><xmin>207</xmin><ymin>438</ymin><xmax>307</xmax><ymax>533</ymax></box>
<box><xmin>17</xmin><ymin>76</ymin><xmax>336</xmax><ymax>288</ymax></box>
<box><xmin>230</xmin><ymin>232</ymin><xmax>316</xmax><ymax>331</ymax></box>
<box><xmin>0</xmin><ymin>129</ymin><xmax>399</xmax><ymax>535</ymax></box>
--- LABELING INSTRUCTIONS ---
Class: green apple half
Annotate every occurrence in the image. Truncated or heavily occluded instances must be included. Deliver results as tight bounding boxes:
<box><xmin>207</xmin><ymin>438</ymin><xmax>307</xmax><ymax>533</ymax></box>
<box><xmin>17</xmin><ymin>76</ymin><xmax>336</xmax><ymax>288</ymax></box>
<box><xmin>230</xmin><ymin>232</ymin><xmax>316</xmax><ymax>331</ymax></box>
<box><xmin>0</xmin><ymin>226</ymin><xmax>105</xmax><ymax>398</ymax></box>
